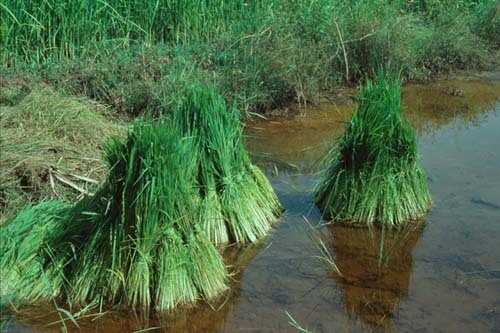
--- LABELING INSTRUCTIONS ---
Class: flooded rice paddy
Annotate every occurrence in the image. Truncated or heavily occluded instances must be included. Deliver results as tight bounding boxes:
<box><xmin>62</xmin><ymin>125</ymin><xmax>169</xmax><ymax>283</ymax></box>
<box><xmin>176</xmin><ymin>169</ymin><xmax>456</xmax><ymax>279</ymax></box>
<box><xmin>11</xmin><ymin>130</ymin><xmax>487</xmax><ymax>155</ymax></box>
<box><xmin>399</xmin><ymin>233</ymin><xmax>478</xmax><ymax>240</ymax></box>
<box><xmin>4</xmin><ymin>78</ymin><xmax>500</xmax><ymax>332</ymax></box>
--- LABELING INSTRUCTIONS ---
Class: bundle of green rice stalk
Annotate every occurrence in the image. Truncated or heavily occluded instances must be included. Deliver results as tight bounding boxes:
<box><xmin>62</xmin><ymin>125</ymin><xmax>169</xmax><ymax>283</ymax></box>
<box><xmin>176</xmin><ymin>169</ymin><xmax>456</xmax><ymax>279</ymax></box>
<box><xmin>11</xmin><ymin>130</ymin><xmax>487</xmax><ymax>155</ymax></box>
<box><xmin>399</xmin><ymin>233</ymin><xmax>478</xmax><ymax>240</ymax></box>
<box><xmin>315</xmin><ymin>77</ymin><xmax>431</xmax><ymax>227</ymax></box>
<box><xmin>0</xmin><ymin>201</ymin><xmax>71</xmax><ymax>305</ymax></box>
<box><xmin>0</xmin><ymin>121</ymin><xmax>228</xmax><ymax>311</ymax></box>
<box><xmin>173</xmin><ymin>85</ymin><xmax>281</xmax><ymax>244</ymax></box>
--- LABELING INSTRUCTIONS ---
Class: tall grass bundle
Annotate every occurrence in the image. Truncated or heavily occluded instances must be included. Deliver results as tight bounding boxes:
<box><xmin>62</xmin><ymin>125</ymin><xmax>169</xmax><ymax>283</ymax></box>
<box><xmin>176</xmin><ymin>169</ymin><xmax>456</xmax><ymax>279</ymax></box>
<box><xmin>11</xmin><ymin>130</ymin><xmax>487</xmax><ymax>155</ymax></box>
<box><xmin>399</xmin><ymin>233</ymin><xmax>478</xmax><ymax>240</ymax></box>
<box><xmin>0</xmin><ymin>201</ymin><xmax>70</xmax><ymax>304</ymax></box>
<box><xmin>1</xmin><ymin>85</ymin><xmax>280</xmax><ymax>310</ymax></box>
<box><xmin>315</xmin><ymin>77</ymin><xmax>431</xmax><ymax>227</ymax></box>
<box><xmin>174</xmin><ymin>85</ymin><xmax>281</xmax><ymax>244</ymax></box>
<box><xmin>0</xmin><ymin>121</ymin><xmax>228</xmax><ymax>311</ymax></box>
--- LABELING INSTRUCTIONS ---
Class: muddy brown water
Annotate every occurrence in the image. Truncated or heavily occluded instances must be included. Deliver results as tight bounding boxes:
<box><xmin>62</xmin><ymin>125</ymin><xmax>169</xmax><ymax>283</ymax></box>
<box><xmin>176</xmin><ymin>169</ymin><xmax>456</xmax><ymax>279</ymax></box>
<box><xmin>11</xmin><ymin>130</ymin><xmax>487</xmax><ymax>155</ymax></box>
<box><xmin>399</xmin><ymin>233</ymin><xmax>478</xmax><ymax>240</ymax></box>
<box><xmin>3</xmin><ymin>79</ymin><xmax>500</xmax><ymax>332</ymax></box>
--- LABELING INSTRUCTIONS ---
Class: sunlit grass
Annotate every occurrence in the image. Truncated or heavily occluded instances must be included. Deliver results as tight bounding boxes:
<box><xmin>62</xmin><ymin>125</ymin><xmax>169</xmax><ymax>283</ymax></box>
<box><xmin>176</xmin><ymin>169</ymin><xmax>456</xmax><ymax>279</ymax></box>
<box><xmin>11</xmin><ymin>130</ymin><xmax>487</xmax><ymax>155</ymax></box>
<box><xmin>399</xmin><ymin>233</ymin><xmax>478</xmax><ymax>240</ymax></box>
<box><xmin>0</xmin><ymin>0</ymin><xmax>266</xmax><ymax>65</ymax></box>
<box><xmin>173</xmin><ymin>84</ymin><xmax>282</xmax><ymax>244</ymax></box>
<box><xmin>1</xmin><ymin>120</ymin><xmax>228</xmax><ymax>311</ymax></box>
<box><xmin>0</xmin><ymin>201</ymin><xmax>70</xmax><ymax>304</ymax></box>
<box><xmin>0</xmin><ymin>84</ymin><xmax>281</xmax><ymax>311</ymax></box>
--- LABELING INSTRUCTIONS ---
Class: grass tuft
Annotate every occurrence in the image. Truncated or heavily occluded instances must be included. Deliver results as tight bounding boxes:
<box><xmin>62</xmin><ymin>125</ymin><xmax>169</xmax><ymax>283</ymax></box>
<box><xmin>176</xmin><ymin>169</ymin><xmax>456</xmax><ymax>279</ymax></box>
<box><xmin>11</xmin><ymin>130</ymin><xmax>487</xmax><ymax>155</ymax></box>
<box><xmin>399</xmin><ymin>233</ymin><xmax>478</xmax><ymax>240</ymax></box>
<box><xmin>315</xmin><ymin>75</ymin><xmax>431</xmax><ymax>227</ymax></box>
<box><xmin>0</xmin><ymin>84</ymin><xmax>281</xmax><ymax>311</ymax></box>
<box><xmin>1</xmin><ymin>120</ymin><xmax>228</xmax><ymax>311</ymax></box>
<box><xmin>173</xmin><ymin>84</ymin><xmax>282</xmax><ymax>244</ymax></box>
<box><xmin>0</xmin><ymin>201</ymin><xmax>70</xmax><ymax>305</ymax></box>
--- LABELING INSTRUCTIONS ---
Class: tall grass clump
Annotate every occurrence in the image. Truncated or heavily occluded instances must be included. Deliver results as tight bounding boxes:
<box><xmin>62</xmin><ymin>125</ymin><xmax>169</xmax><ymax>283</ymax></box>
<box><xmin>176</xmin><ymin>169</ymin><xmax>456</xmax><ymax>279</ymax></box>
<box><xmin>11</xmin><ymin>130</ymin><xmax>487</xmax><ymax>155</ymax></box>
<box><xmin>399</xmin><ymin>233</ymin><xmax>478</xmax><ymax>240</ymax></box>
<box><xmin>0</xmin><ymin>201</ymin><xmax>70</xmax><ymax>304</ymax></box>
<box><xmin>0</xmin><ymin>84</ymin><xmax>280</xmax><ymax>311</ymax></box>
<box><xmin>315</xmin><ymin>76</ymin><xmax>431</xmax><ymax>227</ymax></box>
<box><xmin>0</xmin><ymin>121</ymin><xmax>228</xmax><ymax>311</ymax></box>
<box><xmin>0</xmin><ymin>0</ymin><xmax>267</xmax><ymax>65</ymax></box>
<box><xmin>174</xmin><ymin>84</ymin><xmax>282</xmax><ymax>244</ymax></box>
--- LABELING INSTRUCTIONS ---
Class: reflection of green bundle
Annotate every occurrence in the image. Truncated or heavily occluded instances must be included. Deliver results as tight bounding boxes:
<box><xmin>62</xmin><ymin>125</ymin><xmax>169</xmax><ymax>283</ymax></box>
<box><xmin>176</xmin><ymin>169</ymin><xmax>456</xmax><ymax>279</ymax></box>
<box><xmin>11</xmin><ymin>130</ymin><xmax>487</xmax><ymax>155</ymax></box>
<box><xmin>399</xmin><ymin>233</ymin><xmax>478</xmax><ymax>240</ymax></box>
<box><xmin>0</xmin><ymin>84</ymin><xmax>280</xmax><ymax>311</ymax></box>
<box><xmin>315</xmin><ymin>77</ymin><xmax>431</xmax><ymax>227</ymax></box>
<box><xmin>174</xmin><ymin>85</ymin><xmax>281</xmax><ymax>244</ymax></box>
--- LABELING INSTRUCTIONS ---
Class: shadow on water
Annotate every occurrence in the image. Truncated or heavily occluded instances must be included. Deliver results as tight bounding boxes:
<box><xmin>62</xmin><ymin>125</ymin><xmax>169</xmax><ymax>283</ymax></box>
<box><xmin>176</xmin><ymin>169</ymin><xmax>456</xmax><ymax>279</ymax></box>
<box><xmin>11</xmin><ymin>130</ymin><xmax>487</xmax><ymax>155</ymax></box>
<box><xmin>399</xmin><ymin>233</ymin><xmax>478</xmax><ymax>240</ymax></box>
<box><xmin>326</xmin><ymin>223</ymin><xmax>425</xmax><ymax>331</ymax></box>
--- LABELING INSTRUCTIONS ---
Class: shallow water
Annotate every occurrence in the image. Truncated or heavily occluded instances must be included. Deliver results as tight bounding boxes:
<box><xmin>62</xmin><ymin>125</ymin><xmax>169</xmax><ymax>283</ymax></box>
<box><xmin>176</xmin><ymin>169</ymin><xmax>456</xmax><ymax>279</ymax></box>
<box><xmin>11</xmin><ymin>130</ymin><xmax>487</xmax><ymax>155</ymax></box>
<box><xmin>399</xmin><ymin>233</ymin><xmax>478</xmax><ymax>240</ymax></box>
<box><xmin>4</xmin><ymin>79</ymin><xmax>500</xmax><ymax>332</ymax></box>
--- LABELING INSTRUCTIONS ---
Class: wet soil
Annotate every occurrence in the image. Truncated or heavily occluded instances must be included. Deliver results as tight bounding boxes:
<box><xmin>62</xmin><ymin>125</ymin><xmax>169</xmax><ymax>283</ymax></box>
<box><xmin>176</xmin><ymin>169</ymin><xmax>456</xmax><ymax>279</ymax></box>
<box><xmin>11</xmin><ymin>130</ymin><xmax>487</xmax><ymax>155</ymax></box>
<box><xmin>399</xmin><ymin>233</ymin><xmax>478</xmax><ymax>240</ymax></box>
<box><xmin>3</xmin><ymin>78</ymin><xmax>500</xmax><ymax>332</ymax></box>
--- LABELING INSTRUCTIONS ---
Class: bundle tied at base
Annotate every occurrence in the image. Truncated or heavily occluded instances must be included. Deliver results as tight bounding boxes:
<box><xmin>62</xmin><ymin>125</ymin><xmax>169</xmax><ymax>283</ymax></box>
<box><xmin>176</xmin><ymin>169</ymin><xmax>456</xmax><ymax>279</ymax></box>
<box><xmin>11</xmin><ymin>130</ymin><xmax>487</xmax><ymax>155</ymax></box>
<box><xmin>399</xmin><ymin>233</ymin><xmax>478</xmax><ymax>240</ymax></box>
<box><xmin>0</xmin><ymin>86</ymin><xmax>281</xmax><ymax>311</ymax></box>
<box><xmin>1</xmin><ymin>122</ymin><xmax>227</xmax><ymax>311</ymax></box>
<box><xmin>0</xmin><ymin>84</ymin><xmax>281</xmax><ymax>311</ymax></box>
<box><xmin>315</xmin><ymin>77</ymin><xmax>431</xmax><ymax>227</ymax></box>
<box><xmin>173</xmin><ymin>85</ymin><xmax>282</xmax><ymax>244</ymax></box>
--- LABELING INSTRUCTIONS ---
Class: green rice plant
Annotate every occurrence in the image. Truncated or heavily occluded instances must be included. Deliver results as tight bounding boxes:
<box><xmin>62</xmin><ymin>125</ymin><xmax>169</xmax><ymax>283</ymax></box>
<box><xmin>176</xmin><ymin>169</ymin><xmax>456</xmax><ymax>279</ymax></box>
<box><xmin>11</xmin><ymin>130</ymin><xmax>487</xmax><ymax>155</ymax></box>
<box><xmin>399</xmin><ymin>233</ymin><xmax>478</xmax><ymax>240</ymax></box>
<box><xmin>0</xmin><ymin>85</ymin><xmax>280</xmax><ymax>311</ymax></box>
<box><xmin>315</xmin><ymin>76</ymin><xmax>431</xmax><ymax>227</ymax></box>
<box><xmin>173</xmin><ymin>84</ymin><xmax>282</xmax><ymax>244</ymax></box>
<box><xmin>0</xmin><ymin>201</ymin><xmax>70</xmax><ymax>305</ymax></box>
<box><xmin>0</xmin><ymin>120</ymin><xmax>228</xmax><ymax>311</ymax></box>
<box><xmin>51</xmin><ymin>121</ymin><xmax>228</xmax><ymax>310</ymax></box>
<box><xmin>285</xmin><ymin>311</ymin><xmax>314</xmax><ymax>333</ymax></box>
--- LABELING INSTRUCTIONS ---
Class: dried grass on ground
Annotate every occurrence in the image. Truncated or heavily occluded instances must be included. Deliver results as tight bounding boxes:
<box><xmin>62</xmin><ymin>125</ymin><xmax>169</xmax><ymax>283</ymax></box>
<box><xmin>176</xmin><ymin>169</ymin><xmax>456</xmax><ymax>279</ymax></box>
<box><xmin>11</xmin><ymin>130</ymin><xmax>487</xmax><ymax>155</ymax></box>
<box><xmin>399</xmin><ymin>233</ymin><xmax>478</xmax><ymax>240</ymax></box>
<box><xmin>0</xmin><ymin>84</ymin><xmax>124</xmax><ymax>222</ymax></box>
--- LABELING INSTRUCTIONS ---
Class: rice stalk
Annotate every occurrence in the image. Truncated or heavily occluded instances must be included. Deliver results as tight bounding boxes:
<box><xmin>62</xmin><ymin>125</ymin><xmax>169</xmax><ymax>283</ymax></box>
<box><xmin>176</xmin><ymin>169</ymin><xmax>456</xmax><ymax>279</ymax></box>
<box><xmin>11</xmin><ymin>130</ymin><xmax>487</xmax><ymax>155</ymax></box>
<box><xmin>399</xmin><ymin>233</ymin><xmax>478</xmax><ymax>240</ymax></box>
<box><xmin>173</xmin><ymin>84</ymin><xmax>282</xmax><ymax>244</ymax></box>
<box><xmin>0</xmin><ymin>120</ymin><xmax>228</xmax><ymax>311</ymax></box>
<box><xmin>285</xmin><ymin>311</ymin><xmax>314</xmax><ymax>333</ymax></box>
<box><xmin>0</xmin><ymin>201</ymin><xmax>70</xmax><ymax>304</ymax></box>
<box><xmin>0</xmin><ymin>84</ymin><xmax>280</xmax><ymax>311</ymax></box>
<box><xmin>315</xmin><ymin>75</ymin><xmax>431</xmax><ymax>227</ymax></box>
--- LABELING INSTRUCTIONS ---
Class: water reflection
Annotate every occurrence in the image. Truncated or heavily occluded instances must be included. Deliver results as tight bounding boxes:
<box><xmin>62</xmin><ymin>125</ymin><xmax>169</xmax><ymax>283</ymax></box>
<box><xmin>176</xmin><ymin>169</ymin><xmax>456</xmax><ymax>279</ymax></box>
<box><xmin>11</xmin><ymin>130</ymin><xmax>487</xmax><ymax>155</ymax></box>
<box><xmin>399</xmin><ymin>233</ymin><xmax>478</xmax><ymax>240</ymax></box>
<box><xmin>156</xmin><ymin>244</ymin><xmax>263</xmax><ymax>332</ymax></box>
<box><xmin>7</xmin><ymin>244</ymin><xmax>263</xmax><ymax>333</ymax></box>
<box><xmin>245</xmin><ymin>104</ymin><xmax>350</xmax><ymax>171</ymax></box>
<box><xmin>328</xmin><ymin>223</ymin><xmax>425</xmax><ymax>330</ymax></box>
<box><xmin>401</xmin><ymin>80</ymin><xmax>500</xmax><ymax>135</ymax></box>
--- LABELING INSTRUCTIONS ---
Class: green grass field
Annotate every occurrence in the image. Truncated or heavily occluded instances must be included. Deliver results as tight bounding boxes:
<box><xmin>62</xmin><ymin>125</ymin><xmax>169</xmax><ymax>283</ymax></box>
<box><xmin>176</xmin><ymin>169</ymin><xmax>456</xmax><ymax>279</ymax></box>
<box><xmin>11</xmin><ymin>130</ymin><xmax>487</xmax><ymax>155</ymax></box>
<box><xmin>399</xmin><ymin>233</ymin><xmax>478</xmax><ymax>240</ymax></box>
<box><xmin>1</xmin><ymin>0</ymin><xmax>498</xmax><ymax>115</ymax></box>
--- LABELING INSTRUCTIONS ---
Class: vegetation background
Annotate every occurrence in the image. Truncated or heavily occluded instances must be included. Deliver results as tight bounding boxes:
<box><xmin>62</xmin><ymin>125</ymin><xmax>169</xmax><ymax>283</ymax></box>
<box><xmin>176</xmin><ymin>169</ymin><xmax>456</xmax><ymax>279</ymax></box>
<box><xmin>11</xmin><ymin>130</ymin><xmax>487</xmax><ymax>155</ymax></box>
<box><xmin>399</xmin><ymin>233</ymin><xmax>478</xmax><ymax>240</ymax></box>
<box><xmin>2</xmin><ymin>0</ymin><xmax>498</xmax><ymax>113</ymax></box>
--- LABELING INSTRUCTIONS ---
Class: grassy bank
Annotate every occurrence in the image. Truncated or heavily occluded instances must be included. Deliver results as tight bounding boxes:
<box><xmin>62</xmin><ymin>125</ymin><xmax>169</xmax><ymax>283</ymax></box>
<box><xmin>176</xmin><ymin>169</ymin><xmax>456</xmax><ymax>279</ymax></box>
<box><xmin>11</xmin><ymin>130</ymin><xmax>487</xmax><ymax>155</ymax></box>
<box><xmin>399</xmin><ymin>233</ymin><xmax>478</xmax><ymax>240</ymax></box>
<box><xmin>1</xmin><ymin>0</ymin><xmax>498</xmax><ymax>116</ymax></box>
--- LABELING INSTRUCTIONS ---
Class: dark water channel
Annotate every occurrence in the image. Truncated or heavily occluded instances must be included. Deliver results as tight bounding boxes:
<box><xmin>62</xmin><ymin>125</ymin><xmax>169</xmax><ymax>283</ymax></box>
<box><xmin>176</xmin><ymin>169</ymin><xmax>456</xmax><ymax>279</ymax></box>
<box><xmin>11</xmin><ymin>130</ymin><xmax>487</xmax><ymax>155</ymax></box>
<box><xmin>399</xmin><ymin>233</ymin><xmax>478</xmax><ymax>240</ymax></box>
<box><xmin>5</xmin><ymin>79</ymin><xmax>500</xmax><ymax>332</ymax></box>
